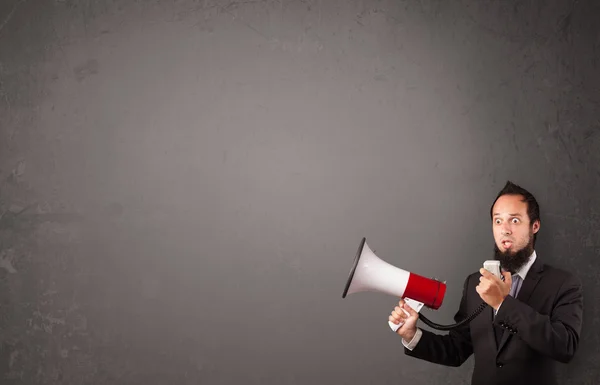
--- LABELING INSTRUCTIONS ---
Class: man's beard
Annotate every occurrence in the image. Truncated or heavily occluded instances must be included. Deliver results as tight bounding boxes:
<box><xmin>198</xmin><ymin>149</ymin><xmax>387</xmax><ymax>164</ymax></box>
<box><xmin>494</xmin><ymin>233</ymin><xmax>534</xmax><ymax>274</ymax></box>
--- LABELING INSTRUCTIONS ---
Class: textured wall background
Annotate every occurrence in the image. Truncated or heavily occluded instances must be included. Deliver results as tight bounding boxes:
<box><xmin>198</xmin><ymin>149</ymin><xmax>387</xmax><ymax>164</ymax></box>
<box><xmin>1</xmin><ymin>0</ymin><xmax>598</xmax><ymax>384</ymax></box>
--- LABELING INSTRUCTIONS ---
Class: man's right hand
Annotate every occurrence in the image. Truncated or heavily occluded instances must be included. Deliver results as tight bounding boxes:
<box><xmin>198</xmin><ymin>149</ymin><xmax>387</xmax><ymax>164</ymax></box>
<box><xmin>389</xmin><ymin>299</ymin><xmax>420</xmax><ymax>341</ymax></box>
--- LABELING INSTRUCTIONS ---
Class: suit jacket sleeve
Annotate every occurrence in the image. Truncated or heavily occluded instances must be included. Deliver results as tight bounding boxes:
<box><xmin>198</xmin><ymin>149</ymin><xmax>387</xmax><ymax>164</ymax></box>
<box><xmin>404</xmin><ymin>274</ymin><xmax>474</xmax><ymax>367</ymax></box>
<box><xmin>493</xmin><ymin>272</ymin><xmax>583</xmax><ymax>363</ymax></box>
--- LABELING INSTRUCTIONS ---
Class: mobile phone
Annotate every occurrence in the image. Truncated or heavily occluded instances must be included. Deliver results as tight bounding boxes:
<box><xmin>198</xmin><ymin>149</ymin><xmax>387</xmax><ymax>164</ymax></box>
<box><xmin>483</xmin><ymin>260</ymin><xmax>502</xmax><ymax>279</ymax></box>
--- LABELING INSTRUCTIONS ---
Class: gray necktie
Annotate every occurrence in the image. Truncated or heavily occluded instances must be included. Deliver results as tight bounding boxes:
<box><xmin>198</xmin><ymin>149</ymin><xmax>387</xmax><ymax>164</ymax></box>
<box><xmin>510</xmin><ymin>274</ymin><xmax>522</xmax><ymax>298</ymax></box>
<box><xmin>494</xmin><ymin>274</ymin><xmax>522</xmax><ymax>317</ymax></box>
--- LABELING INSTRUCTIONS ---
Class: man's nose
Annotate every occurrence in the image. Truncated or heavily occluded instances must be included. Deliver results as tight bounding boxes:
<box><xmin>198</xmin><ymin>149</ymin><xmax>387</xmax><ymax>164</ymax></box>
<box><xmin>502</xmin><ymin>225</ymin><xmax>512</xmax><ymax>235</ymax></box>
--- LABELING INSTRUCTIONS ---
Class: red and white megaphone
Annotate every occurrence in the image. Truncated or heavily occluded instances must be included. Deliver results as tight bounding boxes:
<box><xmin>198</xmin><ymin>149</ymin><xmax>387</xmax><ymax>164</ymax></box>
<box><xmin>342</xmin><ymin>237</ymin><xmax>447</xmax><ymax>332</ymax></box>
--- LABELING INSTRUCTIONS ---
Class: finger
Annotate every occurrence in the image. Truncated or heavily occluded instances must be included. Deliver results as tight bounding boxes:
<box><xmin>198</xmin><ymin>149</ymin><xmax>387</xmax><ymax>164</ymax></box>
<box><xmin>397</xmin><ymin>304</ymin><xmax>411</xmax><ymax>316</ymax></box>
<box><xmin>477</xmin><ymin>284</ymin><xmax>490</xmax><ymax>294</ymax></box>
<box><xmin>395</xmin><ymin>310</ymin><xmax>409</xmax><ymax>321</ymax></box>
<box><xmin>395</xmin><ymin>306</ymin><xmax>407</xmax><ymax>318</ymax></box>
<box><xmin>389</xmin><ymin>315</ymin><xmax>400</xmax><ymax>324</ymax></box>
<box><xmin>391</xmin><ymin>310</ymin><xmax>403</xmax><ymax>320</ymax></box>
<box><xmin>479</xmin><ymin>275</ymin><xmax>495</xmax><ymax>285</ymax></box>
<box><xmin>481</xmin><ymin>268</ymin><xmax>502</xmax><ymax>282</ymax></box>
<box><xmin>480</xmin><ymin>268</ymin><xmax>499</xmax><ymax>282</ymax></box>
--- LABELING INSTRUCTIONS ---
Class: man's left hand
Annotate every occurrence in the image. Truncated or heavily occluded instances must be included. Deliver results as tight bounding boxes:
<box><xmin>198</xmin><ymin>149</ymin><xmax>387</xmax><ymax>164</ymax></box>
<box><xmin>476</xmin><ymin>268</ymin><xmax>512</xmax><ymax>310</ymax></box>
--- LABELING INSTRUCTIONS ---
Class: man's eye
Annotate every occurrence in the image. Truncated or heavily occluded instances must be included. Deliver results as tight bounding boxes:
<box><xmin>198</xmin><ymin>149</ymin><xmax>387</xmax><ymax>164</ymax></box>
<box><xmin>512</xmin><ymin>218</ymin><xmax>519</xmax><ymax>223</ymax></box>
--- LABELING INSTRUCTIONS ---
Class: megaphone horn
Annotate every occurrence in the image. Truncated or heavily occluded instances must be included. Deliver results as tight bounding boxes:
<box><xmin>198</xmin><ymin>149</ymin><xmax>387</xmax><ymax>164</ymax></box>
<box><xmin>342</xmin><ymin>237</ymin><xmax>490</xmax><ymax>331</ymax></box>
<box><xmin>342</xmin><ymin>237</ymin><xmax>446</xmax><ymax>310</ymax></box>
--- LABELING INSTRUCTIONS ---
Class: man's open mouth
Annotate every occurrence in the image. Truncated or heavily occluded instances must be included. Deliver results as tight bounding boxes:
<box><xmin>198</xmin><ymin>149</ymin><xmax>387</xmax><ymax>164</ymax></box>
<box><xmin>501</xmin><ymin>240</ymin><xmax>513</xmax><ymax>248</ymax></box>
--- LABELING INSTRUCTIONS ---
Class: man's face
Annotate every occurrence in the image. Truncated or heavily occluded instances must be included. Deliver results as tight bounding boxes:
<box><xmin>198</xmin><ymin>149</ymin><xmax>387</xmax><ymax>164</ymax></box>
<box><xmin>492</xmin><ymin>194</ymin><xmax>540</xmax><ymax>273</ymax></box>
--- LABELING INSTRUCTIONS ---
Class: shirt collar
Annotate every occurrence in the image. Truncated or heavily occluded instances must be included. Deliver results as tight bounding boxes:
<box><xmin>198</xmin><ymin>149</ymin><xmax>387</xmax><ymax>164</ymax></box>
<box><xmin>514</xmin><ymin>250</ymin><xmax>536</xmax><ymax>280</ymax></box>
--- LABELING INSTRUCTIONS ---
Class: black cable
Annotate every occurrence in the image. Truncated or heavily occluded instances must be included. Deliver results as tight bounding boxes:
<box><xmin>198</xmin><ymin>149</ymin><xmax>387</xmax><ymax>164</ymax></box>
<box><xmin>416</xmin><ymin>301</ymin><xmax>489</xmax><ymax>331</ymax></box>
<box><xmin>416</xmin><ymin>274</ymin><xmax>505</xmax><ymax>331</ymax></box>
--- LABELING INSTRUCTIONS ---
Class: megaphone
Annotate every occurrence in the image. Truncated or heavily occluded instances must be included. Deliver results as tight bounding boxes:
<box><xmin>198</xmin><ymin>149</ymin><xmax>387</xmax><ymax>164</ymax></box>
<box><xmin>342</xmin><ymin>237</ymin><xmax>488</xmax><ymax>331</ymax></box>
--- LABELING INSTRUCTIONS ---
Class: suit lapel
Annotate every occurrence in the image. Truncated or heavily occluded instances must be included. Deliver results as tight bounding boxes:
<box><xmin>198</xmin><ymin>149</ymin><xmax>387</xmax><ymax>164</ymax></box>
<box><xmin>513</xmin><ymin>258</ymin><xmax>543</xmax><ymax>304</ymax></box>
<box><xmin>496</xmin><ymin>258</ymin><xmax>544</xmax><ymax>354</ymax></box>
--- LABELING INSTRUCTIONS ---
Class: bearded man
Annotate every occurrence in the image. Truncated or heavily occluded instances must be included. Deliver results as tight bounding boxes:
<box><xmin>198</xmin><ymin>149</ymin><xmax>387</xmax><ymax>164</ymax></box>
<box><xmin>389</xmin><ymin>181</ymin><xmax>583</xmax><ymax>385</ymax></box>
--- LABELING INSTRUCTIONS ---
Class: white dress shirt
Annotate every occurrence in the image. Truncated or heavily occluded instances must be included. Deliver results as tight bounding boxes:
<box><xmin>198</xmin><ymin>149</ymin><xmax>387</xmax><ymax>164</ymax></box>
<box><xmin>402</xmin><ymin>251</ymin><xmax>537</xmax><ymax>350</ymax></box>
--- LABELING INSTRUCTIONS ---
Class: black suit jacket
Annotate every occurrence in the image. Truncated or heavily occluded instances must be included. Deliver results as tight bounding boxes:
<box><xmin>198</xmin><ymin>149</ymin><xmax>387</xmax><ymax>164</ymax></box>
<box><xmin>404</xmin><ymin>257</ymin><xmax>583</xmax><ymax>385</ymax></box>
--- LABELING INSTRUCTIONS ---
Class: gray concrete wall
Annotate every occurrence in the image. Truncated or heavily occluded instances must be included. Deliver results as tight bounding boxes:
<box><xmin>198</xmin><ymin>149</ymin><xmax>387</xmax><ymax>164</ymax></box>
<box><xmin>1</xmin><ymin>0</ymin><xmax>598</xmax><ymax>384</ymax></box>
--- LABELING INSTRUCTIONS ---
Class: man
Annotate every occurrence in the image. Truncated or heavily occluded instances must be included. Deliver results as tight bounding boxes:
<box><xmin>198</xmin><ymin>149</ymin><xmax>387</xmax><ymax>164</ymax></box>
<box><xmin>389</xmin><ymin>181</ymin><xmax>583</xmax><ymax>385</ymax></box>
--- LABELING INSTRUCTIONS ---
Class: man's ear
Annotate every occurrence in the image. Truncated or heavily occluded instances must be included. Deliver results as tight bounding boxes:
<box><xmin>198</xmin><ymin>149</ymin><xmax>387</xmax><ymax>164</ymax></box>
<box><xmin>532</xmin><ymin>220</ymin><xmax>540</xmax><ymax>234</ymax></box>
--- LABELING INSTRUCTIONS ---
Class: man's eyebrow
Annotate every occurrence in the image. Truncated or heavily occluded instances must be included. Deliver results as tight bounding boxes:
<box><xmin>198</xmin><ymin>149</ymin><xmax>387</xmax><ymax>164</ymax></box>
<box><xmin>493</xmin><ymin>213</ymin><xmax>523</xmax><ymax>216</ymax></box>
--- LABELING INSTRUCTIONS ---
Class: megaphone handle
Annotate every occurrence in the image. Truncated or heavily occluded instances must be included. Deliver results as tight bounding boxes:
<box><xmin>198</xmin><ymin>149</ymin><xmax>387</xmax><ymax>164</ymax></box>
<box><xmin>388</xmin><ymin>307</ymin><xmax>411</xmax><ymax>332</ymax></box>
<box><xmin>389</xmin><ymin>298</ymin><xmax>424</xmax><ymax>332</ymax></box>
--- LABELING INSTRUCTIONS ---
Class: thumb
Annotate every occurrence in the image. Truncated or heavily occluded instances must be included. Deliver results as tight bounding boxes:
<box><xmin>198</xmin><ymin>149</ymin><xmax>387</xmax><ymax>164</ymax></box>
<box><xmin>502</xmin><ymin>270</ymin><xmax>512</xmax><ymax>284</ymax></box>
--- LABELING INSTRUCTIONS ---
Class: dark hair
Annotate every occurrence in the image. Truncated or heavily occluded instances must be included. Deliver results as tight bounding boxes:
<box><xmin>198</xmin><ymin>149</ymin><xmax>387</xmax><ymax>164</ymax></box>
<box><xmin>490</xmin><ymin>181</ymin><xmax>541</xmax><ymax>242</ymax></box>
